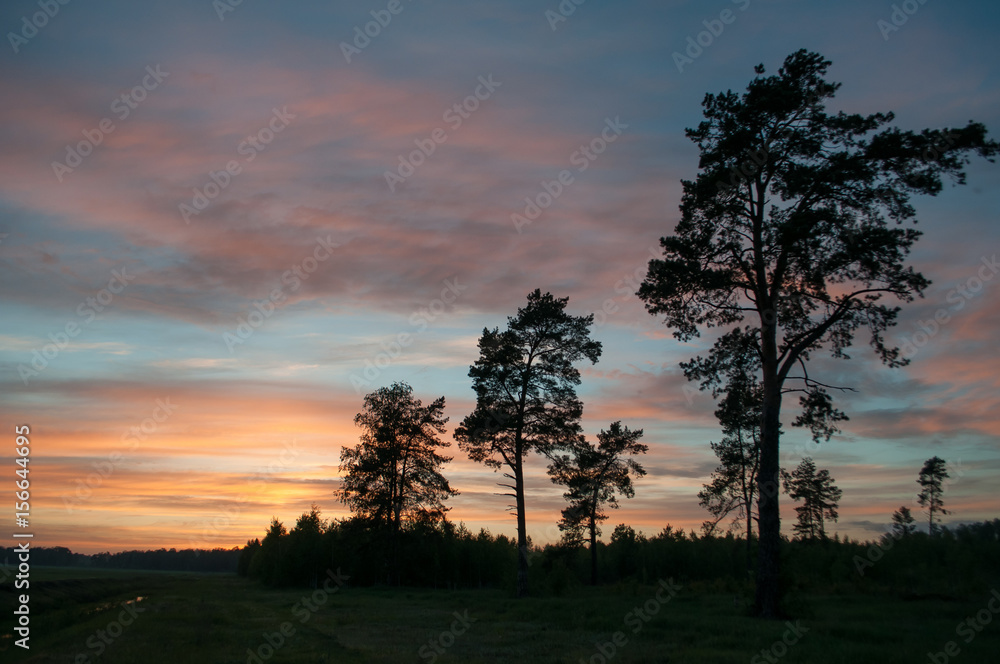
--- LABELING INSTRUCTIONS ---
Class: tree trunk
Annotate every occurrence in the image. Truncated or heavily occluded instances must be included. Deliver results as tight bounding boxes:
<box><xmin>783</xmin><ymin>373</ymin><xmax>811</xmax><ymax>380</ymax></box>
<box><xmin>390</xmin><ymin>527</ymin><xmax>398</xmax><ymax>586</ymax></box>
<box><xmin>589</xmin><ymin>511</ymin><xmax>598</xmax><ymax>586</ymax></box>
<box><xmin>743</xmin><ymin>438</ymin><xmax>755</xmax><ymax>575</ymax></box>
<box><xmin>390</xmin><ymin>455</ymin><xmax>401</xmax><ymax>585</ymax></box>
<box><xmin>514</xmin><ymin>458</ymin><xmax>529</xmax><ymax>598</ymax></box>
<box><xmin>754</xmin><ymin>377</ymin><xmax>783</xmax><ymax>618</ymax></box>
<box><xmin>745</xmin><ymin>509</ymin><xmax>753</xmax><ymax>574</ymax></box>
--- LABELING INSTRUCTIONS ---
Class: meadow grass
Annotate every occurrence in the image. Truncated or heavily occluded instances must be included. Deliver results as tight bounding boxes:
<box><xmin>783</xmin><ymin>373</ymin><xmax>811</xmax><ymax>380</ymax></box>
<box><xmin>3</xmin><ymin>568</ymin><xmax>999</xmax><ymax>663</ymax></box>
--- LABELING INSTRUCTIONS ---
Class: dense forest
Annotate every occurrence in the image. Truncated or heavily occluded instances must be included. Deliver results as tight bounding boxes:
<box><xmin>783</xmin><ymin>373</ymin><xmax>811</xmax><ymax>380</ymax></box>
<box><xmin>7</xmin><ymin>516</ymin><xmax>997</xmax><ymax>600</ymax></box>
<box><xmin>237</xmin><ymin>509</ymin><xmax>1000</xmax><ymax>601</ymax></box>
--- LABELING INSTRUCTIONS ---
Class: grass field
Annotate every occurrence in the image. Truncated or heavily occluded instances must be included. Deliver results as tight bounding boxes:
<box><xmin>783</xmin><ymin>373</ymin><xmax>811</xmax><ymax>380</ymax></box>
<box><xmin>3</xmin><ymin>567</ymin><xmax>999</xmax><ymax>663</ymax></box>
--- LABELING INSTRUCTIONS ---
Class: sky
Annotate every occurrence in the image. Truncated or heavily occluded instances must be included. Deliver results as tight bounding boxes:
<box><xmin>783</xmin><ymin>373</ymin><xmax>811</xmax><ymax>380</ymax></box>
<box><xmin>0</xmin><ymin>0</ymin><xmax>998</xmax><ymax>555</ymax></box>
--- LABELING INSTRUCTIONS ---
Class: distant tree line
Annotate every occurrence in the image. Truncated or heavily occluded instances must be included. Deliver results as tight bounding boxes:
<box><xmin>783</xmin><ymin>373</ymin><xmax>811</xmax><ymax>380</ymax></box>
<box><xmin>237</xmin><ymin>510</ymin><xmax>1000</xmax><ymax>600</ymax></box>
<box><xmin>0</xmin><ymin>546</ymin><xmax>240</xmax><ymax>573</ymax></box>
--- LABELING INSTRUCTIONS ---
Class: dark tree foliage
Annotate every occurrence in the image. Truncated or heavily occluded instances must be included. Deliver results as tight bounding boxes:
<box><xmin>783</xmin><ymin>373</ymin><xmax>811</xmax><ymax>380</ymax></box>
<box><xmin>697</xmin><ymin>338</ymin><xmax>763</xmax><ymax>571</ymax></box>
<box><xmin>337</xmin><ymin>382</ymin><xmax>456</xmax><ymax>583</ymax></box>
<box><xmin>455</xmin><ymin>289</ymin><xmax>602</xmax><ymax>597</ymax></box>
<box><xmin>548</xmin><ymin>421</ymin><xmax>647</xmax><ymax>585</ymax></box>
<box><xmin>249</xmin><ymin>518</ymin><xmax>288</xmax><ymax>586</ymax></box>
<box><xmin>783</xmin><ymin>457</ymin><xmax>842</xmax><ymax>540</ymax></box>
<box><xmin>245</xmin><ymin>514</ymin><xmax>520</xmax><ymax>590</ymax></box>
<box><xmin>917</xmin><ymin>456</ymin><xmax>950</xmax><ymax>535</ymax></box>
<box><xmin>238</xmin><ymin>507</ymin><xmax>998</xmax><ymax>598</ymax></box>
<box><xmin>891</xmin><ymin>506</ymin><xmax>916</xmax><ymax>538</ymax></box>
<box><xmin>237</xmin><ymin>538</ymin><xmax>261</xmax><ymax>577</ymax></box>
<box><xmin>637</xmin><ymin>49</ymin><xmax>997</xmax><ymax>617</ymax></box>
<box><xmin>285</xmin><ymin>504</ymin><xmax>328</xmax><ymax>586</ymax></box>
<box><xmin>338</xmin><ymin>382</ymin><xmax>455</xmax><ymax>531</ymax></box>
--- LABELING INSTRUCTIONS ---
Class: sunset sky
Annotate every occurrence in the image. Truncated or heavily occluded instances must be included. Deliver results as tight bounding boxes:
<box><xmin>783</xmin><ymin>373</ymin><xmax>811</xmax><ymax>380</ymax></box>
<box><xmin>1</xmin><ymin>0</ymin><xmax>998</xmax><ymax>554</ymax></box>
